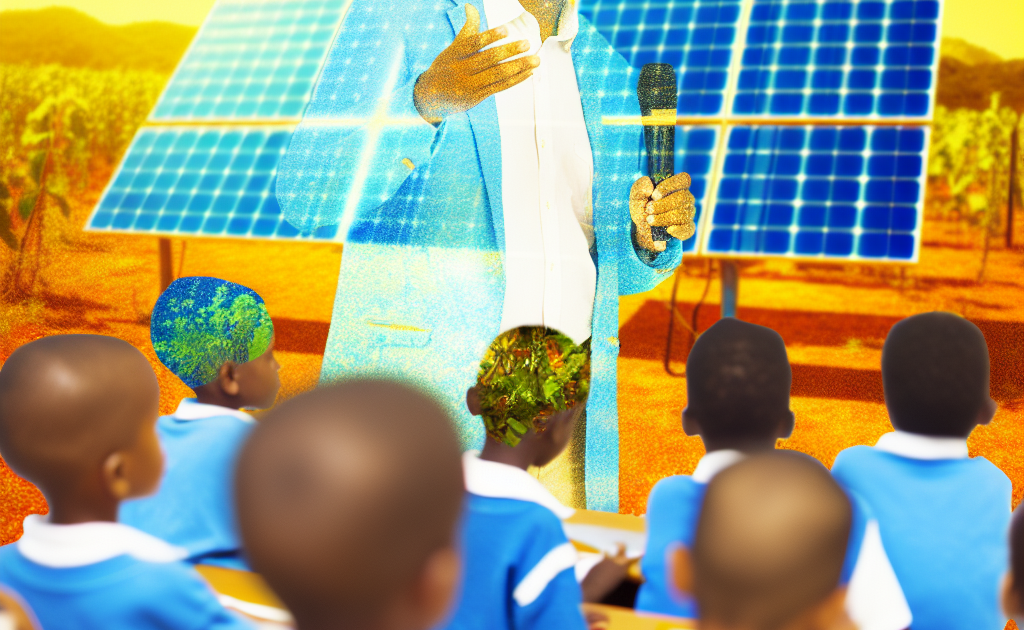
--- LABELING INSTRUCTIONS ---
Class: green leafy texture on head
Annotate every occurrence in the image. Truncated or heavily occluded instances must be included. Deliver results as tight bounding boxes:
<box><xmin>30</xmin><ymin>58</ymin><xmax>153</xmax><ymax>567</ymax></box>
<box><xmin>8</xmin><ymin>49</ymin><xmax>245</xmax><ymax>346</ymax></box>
<box><xmin>475</xmin><ymin>327</ymin><xmax>590</xmax><ymax>447</ymax></box>
<box><xmin>151</xmin><ymin>277</ymin><xmax>274</xmax><ymax>389</ymax></box>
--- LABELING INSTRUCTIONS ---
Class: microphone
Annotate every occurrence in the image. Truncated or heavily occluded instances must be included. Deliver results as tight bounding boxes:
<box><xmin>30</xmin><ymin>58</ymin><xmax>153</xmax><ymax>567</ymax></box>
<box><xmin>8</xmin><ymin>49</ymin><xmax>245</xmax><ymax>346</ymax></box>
<box><xmin>637</xmin><ymin>63</ymin><xmax>678</xmax><ymax>243</ymax></box>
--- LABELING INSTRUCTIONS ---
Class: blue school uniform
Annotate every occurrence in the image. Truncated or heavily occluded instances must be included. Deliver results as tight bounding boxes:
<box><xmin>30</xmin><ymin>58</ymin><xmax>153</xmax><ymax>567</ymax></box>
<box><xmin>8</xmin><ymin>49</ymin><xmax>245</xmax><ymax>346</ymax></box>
<box><xmin>636</xmin><ymin>450</ymin><xmax>911</xmax><ymax>630</ymax></box>
<box><xmin>442</xmin><ymin>454</ymin><xmax>587</xmax><ymax>630</ymax></box>
<box><xmin>120</xmin><ymin>399</ymin><xmax>254</xmax><ymax>569</ymax></box>
<box><xmin>832</xmin><ymin>431</ymin><xmax>1012</xmax><ymax>630</ymax></box>
<box><xmin>0</xmin><ymin>515</ymin><xmax>252</xmax><ymax>629</ymax></box>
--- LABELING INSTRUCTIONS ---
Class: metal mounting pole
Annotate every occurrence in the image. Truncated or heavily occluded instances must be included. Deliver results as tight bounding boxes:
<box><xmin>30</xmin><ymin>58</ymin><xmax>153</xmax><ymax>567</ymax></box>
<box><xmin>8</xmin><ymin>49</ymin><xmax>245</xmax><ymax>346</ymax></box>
<box><xmin>720</xmin><ymin>260</ymin><xmax>738</xmax><ymax>318</ymax></box>
<box><xmin>159</xmin><ymin>237</ymin><xmax>174</xmax><ymax>292</ymax></box>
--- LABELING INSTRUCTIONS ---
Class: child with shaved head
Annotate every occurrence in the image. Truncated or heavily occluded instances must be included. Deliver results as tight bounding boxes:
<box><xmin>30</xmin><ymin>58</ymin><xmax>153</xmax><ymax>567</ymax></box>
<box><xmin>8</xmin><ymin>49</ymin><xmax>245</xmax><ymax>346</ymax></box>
<box><xmin>0</xmin><ymin>335</ymin><xmax>252</xmax><ymax>629</ymax></box>
<box><xmin>637</xmin><ymin>317</ymin><xmax>910</xmax><ymax>629</ymax></box>
<box><xmin>120</xmin><ymin>276</ymin><xmax>281</xmax><ymax>570</ymax></box>
<box><xmin>832</xmin><ymin>311</ymin><xmax>1010</xmax><ymax>630</ymax></box>
<box><xmin>235</xmin><ymin>379</ymin><xmax>464</xmax><ymax>630</ymax></box>
<box><xmin>677</xmin><ymin>451</ymin><xmax>854</xmax><ymax>630</ymax></box>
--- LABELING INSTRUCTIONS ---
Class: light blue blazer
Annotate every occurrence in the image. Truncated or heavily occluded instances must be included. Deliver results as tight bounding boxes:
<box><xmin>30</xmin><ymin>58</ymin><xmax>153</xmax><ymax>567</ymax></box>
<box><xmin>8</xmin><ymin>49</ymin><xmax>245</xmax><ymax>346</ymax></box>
<box><xmin>276</xmin><ymin>0</ymin><xmax>682</xmax><ymax>511</ymax></box>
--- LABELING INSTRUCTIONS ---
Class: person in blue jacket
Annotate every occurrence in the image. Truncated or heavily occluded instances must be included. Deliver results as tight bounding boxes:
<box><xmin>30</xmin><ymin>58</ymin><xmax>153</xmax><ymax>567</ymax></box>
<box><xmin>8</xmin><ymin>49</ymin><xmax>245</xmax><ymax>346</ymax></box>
<box><xmin>637</xmin><ymin>318</ymin><xmax>911</xmax><ymax>630</ymax></box>
<box><xmin>832</xmin><ymin>311</ymin><xmax>1011</xmax><ymax>630</ymax></box>
<box><xmin>0</xmin><ymin>335</ymin><xmax>251</xmax><ymax>629</ymax></box>
<box><xmin>276</xmin><ymin>0</ymin><xmax>696</xmax><ymax>511</ymax></box>
<box><xmin>120</xmin><ymin>277</ymin><xmax>281</xmax><ymax>570</ymax></box>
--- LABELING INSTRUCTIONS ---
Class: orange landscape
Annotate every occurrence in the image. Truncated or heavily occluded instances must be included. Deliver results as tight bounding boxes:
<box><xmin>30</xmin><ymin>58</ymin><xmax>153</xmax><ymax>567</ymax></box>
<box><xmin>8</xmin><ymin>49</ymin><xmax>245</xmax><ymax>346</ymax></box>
<box><xmin>0</xmin><ymin>5</ymin><xmax>1022</xmax><ymax>552</ymax></box>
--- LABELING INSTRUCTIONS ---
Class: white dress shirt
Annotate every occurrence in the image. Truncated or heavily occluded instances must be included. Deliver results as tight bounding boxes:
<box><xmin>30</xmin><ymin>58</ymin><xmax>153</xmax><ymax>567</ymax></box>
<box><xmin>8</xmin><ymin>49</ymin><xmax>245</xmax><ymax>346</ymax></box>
<box><xmin>874</xmin><ymin>430</ymin><xmax>970</xmax><ymax>460</ymax></box>
<box><xmin>484</xmin><ymin>0</ymin><xmax>597</xmax><ymax>345</ymax></box>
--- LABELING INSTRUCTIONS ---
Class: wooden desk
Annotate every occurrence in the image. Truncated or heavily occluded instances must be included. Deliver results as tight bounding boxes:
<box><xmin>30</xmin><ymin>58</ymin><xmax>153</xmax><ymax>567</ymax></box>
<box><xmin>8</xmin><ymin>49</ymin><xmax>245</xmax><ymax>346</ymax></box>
<box><xmin>584</xmin><ymin>604</ymin><xmax>695</xmax><ymax>630</ymax></box>
<box><xmin>197</xmin><ymin>566</ymin><xmax>695</xmax><ymax>630</ymax></box>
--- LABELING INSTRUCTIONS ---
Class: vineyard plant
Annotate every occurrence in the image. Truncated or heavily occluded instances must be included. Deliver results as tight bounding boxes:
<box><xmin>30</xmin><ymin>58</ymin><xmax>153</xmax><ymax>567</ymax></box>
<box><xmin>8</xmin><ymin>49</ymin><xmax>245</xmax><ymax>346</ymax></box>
<box><xmin>928</xmin><ymin>95</ymin><xmax>1023</xmax><ymax>279</ymax></box>
<box><xmin>0</xmin><ymin>64</ymin><xmax>167</xmax><ymax>300</ymax></box>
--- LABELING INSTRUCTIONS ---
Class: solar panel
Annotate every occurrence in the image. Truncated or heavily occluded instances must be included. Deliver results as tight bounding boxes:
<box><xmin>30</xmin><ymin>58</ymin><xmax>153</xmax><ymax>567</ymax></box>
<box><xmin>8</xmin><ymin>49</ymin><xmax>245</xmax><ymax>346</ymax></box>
<box><xmin>580</xmin><ymin>0</ymin><xmax>743</xmax><ymax>115</ymax></box>
<box><xmin>87</xmin><ymin>0</ymin><xmax>352</xmax><ymax>241</ymax></box>
<box><xmin>88</xmin><ymin>0</ymin><xmax>940</xmax><ymax>263</ymax></box>
<box><xmin>151</xmin><ymin>0</ymin><xmax>349</xmax><ymax>121</ymax></box>
<box><xmin>89</xmin><ymin>126</ymin><xmax>339</xmax><ymax>239</ymax></box>
<box><xmin>733</xmin><ymin>0</ymin><xmax>941</xmax><ymax>119</ymax></box>
<box><xmin>703</xmin><ymin>125</ymin><xmax>926</xmax><ymax>259</ymax></box>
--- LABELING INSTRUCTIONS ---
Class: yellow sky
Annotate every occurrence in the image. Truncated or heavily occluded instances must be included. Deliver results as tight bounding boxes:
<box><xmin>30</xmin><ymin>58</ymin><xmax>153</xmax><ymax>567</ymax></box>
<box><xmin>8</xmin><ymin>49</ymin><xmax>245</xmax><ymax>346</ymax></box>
<box><xmin>1</xmin><ymin>0</ymin><xmax>1022</xmax><ymax>59</ymax></box>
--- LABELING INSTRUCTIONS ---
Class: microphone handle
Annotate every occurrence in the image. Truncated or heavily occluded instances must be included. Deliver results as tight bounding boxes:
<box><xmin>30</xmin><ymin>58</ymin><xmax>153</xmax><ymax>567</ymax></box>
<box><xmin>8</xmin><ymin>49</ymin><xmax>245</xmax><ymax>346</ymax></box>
<box><xmin>644</xmin><ymin>123</ymin><xmax>675</xmax><ymax>243</ymax></box>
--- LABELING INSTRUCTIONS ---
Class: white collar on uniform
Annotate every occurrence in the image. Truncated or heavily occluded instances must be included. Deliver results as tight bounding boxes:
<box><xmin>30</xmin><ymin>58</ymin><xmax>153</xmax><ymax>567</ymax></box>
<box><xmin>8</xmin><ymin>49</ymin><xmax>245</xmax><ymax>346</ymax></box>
<box><xmin>17</xmin><ymin>514</ymin><xmax>188</xmax><ymax>568</ymax></box>
<box><xmin>691</xmin><ymin>449</ymin><xmax>746</xmax><ymax>484</ymax></box>
<box><xmin>463</xmin><ymin>452</ymin><xmax>576</xmax><ymax>520</ymax></box>
<box><xmin>482</xmin><ymin>0</ymin><xmax>579</xmax><ymax>51</ymax></box>
<box><xmin>173</xmin><ymin>398</ymin><xmax>255</xmax><ymax>423</ymax></box>
<box><xmin>874</xmin><ymin>430</ymin><xmax>969</xmax><ymax>460</ymax></box>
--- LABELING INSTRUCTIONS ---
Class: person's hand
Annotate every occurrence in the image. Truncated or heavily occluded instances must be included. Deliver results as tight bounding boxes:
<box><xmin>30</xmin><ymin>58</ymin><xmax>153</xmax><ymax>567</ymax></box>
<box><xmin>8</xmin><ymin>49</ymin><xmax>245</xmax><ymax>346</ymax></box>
<box><xmin>414</xmin><ymin>4</ymin><xmax>540</xmax><ymax>125</ymax></box>
<box><xmin>629</xmin><ymin>172</ymin><xmax>697</xmax><ymax>253</ymax></box>
<box><xmin>584</xmin><ymin>609</ymin><xmax>611</xmax><ymax>630</ymax></box>
<box><xmin>581</xmin><ymin>544</ymin><xmax>632</xmax><ymax>603</ymax></box>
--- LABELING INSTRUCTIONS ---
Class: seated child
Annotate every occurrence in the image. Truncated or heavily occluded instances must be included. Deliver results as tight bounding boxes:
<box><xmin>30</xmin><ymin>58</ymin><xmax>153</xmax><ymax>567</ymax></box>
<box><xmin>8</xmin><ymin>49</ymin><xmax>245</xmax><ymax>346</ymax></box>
<box><xmin>120</xmin><ymin>276</ymin><xmax>280</xmax><ymax>570</ymax></box>
<box><xmin>1001</xmin><ymin>505</ymin><xmax>1024</xmax><ymax>623</ymax></box>
<box><xmin>832</xmin><ymin>311</ymin><xmax>1011</xmax><ymax>630</ymax></box>
<box><xmin>0</xmin><ymin>334</ymin><xmax>251</xmax><ymax>629</ymax></box>
<box><xmin>637</xmin><ymin>317</ymin><xmax>910</xmax><ymax>630</ymax></box>
<box><xmin>235</xmin><ymin>379</ymin><xmax>464</xmax><ymax>630</ymax></box>
<box><xmin>444</xmin><ymin>326</ymin><xmax>608</xmax><ymax>629</ymax></box>
<box><xmin>677</xmin><ymin>451</ymin><xmax>855</xmax><ymax>630</ymax></box>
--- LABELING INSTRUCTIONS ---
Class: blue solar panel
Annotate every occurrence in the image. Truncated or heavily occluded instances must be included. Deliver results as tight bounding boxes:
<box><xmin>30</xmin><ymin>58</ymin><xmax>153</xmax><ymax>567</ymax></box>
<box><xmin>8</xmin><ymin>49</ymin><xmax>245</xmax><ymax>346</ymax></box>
<box><xmin>151</xmin><ymin>0</ymin><xmax>348</xmax><ymax>121</ymax></box>
<box><xmin>579</xmin><ymin>0</ymin><xmax>743</xmax><ymax>115</ymax></box>
<box><xmin>88</xmin><ymin>0</ymin><xmax>936</xmax><ymax>260</ymax></box>
<box><xmin>89</xmin><ymin>126</ymin><xmax>338</xmax><ymax>240</ymax></box>
<box><xmin>703</xmin><ymin>125</ymin><xmax>926</xmax><ymax>260</ymax></box>
<box><xmin>672</xmin><ymin>126</ymin><xmax>719</xmax><ymax>253</ymax></box>
<box><xmin>733</xmin><ymin>0</ymin><xmax>941</xmax><ymax>118</ymax></box>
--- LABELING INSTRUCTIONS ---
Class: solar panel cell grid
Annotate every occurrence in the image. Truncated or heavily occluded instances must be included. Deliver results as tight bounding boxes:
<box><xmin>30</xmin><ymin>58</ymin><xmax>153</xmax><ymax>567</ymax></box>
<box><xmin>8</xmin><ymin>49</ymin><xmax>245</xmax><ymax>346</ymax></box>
<box><xmin>733</xmin><ymin>0</ymin><xmax>940</xmax><ymax>118</ymax></box>
<box><xmin>580</xmin><ymin>0</ymin><xmax>742</xmax><ymax>115</ymax></box>
<box><xmin>90</xmin><ymin>127</ymin><xmax>338</xmax><ymax>240</ymax></box>
<box><xmin>150</xmin><ymin>0</ymin><xmax>348</xmax><ymax>121</ymax></box>
<box><xmin>705</xmin><ymin>125</ymin><xmax>925</xmax><ymax>260</ymax></box>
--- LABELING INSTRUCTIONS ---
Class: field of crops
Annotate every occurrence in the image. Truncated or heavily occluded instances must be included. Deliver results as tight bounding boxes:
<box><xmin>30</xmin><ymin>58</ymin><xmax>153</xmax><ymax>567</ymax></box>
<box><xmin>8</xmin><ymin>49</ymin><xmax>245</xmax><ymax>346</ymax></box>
<box><xmin>0</xmin><ymin>61</ymin><xmax>1021</xmax><ymax>549</ymax></box>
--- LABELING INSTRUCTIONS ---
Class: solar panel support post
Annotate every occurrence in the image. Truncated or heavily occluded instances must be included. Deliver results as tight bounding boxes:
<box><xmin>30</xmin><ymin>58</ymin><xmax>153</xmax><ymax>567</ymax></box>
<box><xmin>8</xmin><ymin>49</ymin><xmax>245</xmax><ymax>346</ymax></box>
<box><xmin>159</xmin><ymin>237</ymin><xmax>174</xmax><ymax>293</ymax></box>
<box><xmin>720</xmin><ymin>260</ymin><xmax>738</xmax><ymax>319</ymax></box>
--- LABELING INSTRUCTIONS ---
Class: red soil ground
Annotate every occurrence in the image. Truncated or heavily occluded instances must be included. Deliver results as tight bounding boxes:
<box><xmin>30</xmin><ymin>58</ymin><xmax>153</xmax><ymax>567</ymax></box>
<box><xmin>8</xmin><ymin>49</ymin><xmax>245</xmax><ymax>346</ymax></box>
<box><xmin>1</xmin><ymin>180</ymin><xmax>1022</xmax><ymax>553</ymax></box>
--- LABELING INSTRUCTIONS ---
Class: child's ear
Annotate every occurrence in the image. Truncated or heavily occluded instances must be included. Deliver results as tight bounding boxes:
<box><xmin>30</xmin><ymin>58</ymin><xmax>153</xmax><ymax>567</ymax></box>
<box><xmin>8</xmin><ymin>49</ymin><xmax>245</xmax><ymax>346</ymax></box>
<box><xmin>1001</xmin><ymin>572</ymin><xmax>1022</xmax><ymax>619</ymax></box>
<box><xmin>102</xmin><ymin>452</ymin><xmax>132</xmax><ymax>500</ymax></box>
<box><xmin>777</xmin><ymin>410</ymin><xmax>795</xmax><ymax>440</ymax></box>
<box><xmin>670</xmin><ymin>545</ymin><xmax>694</xmax><ymax>596</ymax></box>
<box><xmin>978</xmin><ymin>398</ymin><xmax>998</xmax><ymax>427</ymax></box>
<box><xmin>681</xmin><ymin>409</ymin><xmax>700</xmax><ymax>437</ymax></box>
<box><xmin>466</xmin><ymin>387</ymin><xmax>482</xmax><ymax>416</ymax></box>
<box><xmin>217</xmin><ymin>362</ymin><xmax>241</xmax><ymax>397</ymax></box>
<box><xmin>410</xmin><ymin>545</ymin><xmax>461</xmax><ymax>628</ymax></box>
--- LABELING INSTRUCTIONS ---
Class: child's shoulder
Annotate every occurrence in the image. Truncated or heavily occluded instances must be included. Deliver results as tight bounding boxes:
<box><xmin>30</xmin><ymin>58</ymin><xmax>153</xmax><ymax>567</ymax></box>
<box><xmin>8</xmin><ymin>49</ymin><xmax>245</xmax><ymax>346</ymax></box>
<box><xmin>466</xmin><ymin>493</ymin><xmax>566</xmax><ymax>530</ymax></box>
<box><xmin>647</xmin><ymin>474</ymin><xmax>705</xmax><ymax>511</ymax></box>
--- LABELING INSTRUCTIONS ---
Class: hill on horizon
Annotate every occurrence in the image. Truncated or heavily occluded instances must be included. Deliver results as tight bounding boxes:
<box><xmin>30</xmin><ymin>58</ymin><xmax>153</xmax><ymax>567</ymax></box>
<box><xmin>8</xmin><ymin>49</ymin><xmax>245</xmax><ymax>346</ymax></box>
<box><xmin>0</xmin><ymin>6</ymin><xmax>196</xmax><ymax>73</ymax></box>
<box><xmin>940</xmin><ymin>37</ymin><xmax>1004</xmax><ymax>65</ymax></box>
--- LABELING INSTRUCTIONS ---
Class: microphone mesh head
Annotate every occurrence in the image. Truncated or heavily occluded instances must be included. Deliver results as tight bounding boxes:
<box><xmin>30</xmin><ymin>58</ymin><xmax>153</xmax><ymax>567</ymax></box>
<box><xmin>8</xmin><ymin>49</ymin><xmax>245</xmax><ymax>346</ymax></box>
<box><xmin>638</xmin><ymin>63</ymin><xmax>678</xmax><ymax>115</ymax></box>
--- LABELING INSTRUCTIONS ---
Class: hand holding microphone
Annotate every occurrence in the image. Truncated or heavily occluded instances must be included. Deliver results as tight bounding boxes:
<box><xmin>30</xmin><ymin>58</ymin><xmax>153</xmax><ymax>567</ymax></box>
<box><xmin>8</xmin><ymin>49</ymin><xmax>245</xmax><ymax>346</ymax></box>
<box><xmin>630</xmin><ymin>63</ymin><xmax>697</xmax><ymax>253</ymax></box>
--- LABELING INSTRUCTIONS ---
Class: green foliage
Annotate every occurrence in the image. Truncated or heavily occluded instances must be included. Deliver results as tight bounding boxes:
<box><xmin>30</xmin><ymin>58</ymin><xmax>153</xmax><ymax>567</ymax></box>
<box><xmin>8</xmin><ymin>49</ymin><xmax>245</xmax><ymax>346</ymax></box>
<box><xmin>476</xmin><ymin>327</ymin><xmax>591</xmax><ymax>447</ymax></box>
<box><xmin>0</xmin><ymin>63</ymin><xmax>166</xmax><ymax>254</ymax></box>
<box><xmin>928</xmin><ymin>95</ymin><xmax>1020</xmax><ymax>280</ymax></box>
